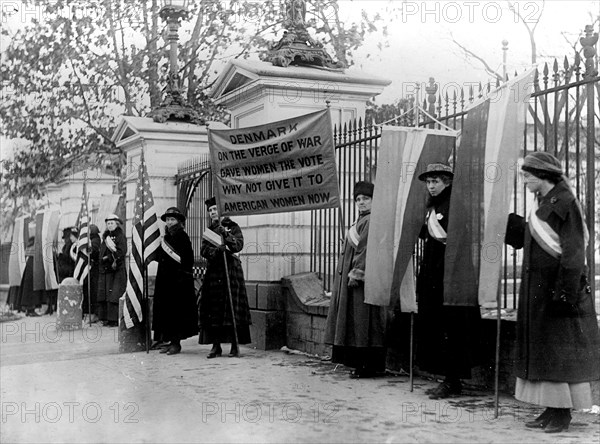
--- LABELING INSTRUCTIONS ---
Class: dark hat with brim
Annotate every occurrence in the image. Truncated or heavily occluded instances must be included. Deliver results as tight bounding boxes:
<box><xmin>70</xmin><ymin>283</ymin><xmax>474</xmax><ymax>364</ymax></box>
<box><xmin>205</xmin><ymin>197</ymin><xmax>217</xmax><ymax>210</ymax></box>
<box><xmin>62</xmin><ymin>227</ymin><xmax>77</xmax><ymax>239</ymax></box>
<box><xmin>161</xmin><ymin>207</ymin><xmax>186</xmax><ymax>222</ymax></box>
<box><xmin>418</xmin><ymin>163</ymin><xmax>454</xmax><ymax>181</ymax></box>
<box><xmin>105</xmin><ymin>214</ymin><xmax>123</xmax><ymax>224</ymax></box>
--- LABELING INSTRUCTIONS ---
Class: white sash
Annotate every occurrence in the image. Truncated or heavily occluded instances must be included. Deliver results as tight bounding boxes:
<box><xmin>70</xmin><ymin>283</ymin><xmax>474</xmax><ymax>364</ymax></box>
<box><xmin>347</xmin><ymin>223</ymin><xmax>360</xmax><ymax>249</ymax></box>
<box><xmin>426</xmin><ymin>209</ymin><xmax>447</xmax><ymax>244</ymax></box>
<box><xmin>528</xmin><ymin>199</ymin><xmax>561</xmax><ymax>259</ymax></box>
<box><xmin>161</xmin><ymin>238</ymin><xmax>181</xmax><ymax>264</ymax></box>
<box><xmin>70</xmin><ymin>243</ymin><xmax>77</xmax><ymax>261</ymax></box>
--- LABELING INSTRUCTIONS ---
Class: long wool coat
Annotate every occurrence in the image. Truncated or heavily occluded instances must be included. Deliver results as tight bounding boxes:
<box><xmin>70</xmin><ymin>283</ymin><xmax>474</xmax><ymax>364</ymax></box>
<box><xmin>415</xmin><ymin>186</ymin><xmax>481</xmax><ymax>379</ymax></box>
<box><xmin>324</xmin><ymin>211</ymin><xmax>387</xmax><ymax>369</ymax></box>
<box><xmin>97</xmin><ymin>226</ymin><xmax>127</xmax><ymax>305</ymax></box>
<box><xmin>508</xmin><ymin>181</ymin><xmax>600</xmax><ymax>383</ymax></box>
<box><xmin>152</xmin><ymin>224</ymin><xmax>198</xmax><ymax>341</ymax></box>
<box><xmin>56</xmin><ymin>239</ymin><xmax>76</xmax><ymax>283</ymax></box>
<box><xmin>198</xmin><ymin>218</ymin><xmax>251</xmax><ymax>344</ymax></box>
<box><xmin>17</xmin><ymin>240</ymin><xmax>43</xmax><ymax>310</ymax></box>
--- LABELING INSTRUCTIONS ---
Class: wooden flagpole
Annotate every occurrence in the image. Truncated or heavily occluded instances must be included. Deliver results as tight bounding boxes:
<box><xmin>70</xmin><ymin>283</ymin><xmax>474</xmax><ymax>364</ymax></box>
<box><xmin>409</xmin><ymin>311</ymin><xmax>414</xmax><ymax>392</ymax></box>
<box><xmin>219</xmin><ymin>217</ymin><xmax>240</xmax><ymax>356</ymax></box>
<box><xmin>494</xmin><ymin>279</ymin><xmax>502</xmax><ymax>418</ymax></box>
<box><xmin>141</xmin><ymin>147</ymin><xmax>151</xmax><ymax>354</ymax></box>
<box><xmin>85</xmin><ymin>183</ymin><xmax>92</xmax><ymax>327</ymax></box>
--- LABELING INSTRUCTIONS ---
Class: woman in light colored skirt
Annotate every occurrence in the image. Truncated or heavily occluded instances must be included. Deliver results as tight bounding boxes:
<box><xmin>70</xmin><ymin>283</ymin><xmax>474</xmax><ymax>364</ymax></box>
<box><xmin>505</xmin><ymin>152</ymin><xmax>600</xmax><ymax>433</ymax></box>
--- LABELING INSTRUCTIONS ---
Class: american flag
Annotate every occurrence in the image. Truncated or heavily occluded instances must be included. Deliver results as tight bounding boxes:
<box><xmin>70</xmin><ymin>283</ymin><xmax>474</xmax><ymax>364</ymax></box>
<box><xmin>73</xmin><ymin>181</ymin><xmax>90</xmax><ymax>284</ymax></box>
<box><xmin>123</xmin><ymin>150</ymin><xmax>161</xmax><ymax>329</ymax></box>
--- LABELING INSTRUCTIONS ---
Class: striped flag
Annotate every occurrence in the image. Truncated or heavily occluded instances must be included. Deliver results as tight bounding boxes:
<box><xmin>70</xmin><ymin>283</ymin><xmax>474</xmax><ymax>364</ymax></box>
<box><xmin>73</xmin><ymin>181</ymin><xmax>90</xmax><ymax>284</ymax></box>
<box><xmin>8</xmin><ymin>216</ymin><xmax>29</xmax><ymax>287</ymax></box>
<box><xmin>123</xmin><ymin>150</ymin><xmax>161</xmax><ymax>329</ymax></box>
<box><xmin>444</xmin><ymin>69</ymin><xmax>535</xmax><ymax>306</ymax></box>
<box><xmin>364</xmin><ymin>127</ymin><xmax>456</xmax><ymax>310</ymax></box>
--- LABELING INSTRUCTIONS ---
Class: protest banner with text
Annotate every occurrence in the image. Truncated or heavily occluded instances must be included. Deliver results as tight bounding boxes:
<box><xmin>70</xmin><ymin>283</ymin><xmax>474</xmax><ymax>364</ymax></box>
<box><xmin>208</xmin><ymin>109</ymin><xmax>340</xmax><ymax>216</ymax></box>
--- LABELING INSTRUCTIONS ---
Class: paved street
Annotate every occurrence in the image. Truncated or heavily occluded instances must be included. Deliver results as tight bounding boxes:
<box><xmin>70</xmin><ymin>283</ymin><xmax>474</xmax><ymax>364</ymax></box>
<box><xmin>1</xmin><ymin>314</ymin><xmax>598</xmax><ymax>443</ymax></box>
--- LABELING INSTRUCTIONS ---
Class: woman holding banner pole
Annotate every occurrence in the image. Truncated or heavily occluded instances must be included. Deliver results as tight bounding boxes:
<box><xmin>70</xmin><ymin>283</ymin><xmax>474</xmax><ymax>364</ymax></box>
<box><xmin>325</xmin><ymin>181</ymin><xmax>387</xmax><ymax>378</ymax></box>
<box><xmin>415</xmin><ymin>163</ymin><xmax>481</xmax><ymax>399</ymax></box>
<box><xmin>198</xmin><ymin>197</ymin><xmax>251</xmax><ymax>358</ymax></box>
<box><xmin>505</xmin><ymin>152</ymin><xmax>600</xmax><ymax>434</ymax></box>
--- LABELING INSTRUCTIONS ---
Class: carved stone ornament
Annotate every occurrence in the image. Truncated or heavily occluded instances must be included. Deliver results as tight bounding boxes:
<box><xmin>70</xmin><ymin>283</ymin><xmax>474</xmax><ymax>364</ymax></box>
<box><xmin>148</xmin><ymin>73</ymin><xmax>205</xmax><ymax>125</ymax></box>
<box><xmin>267</xmin><ymin>0</ymin><xmax>344</xmax><ymax>69</ymax></box>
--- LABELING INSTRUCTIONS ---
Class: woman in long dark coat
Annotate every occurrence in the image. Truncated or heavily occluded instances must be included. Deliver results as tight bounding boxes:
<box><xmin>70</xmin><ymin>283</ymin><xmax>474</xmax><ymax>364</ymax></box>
<box><xmin>415</xmin><ymin>163</ymin><xmax>481</xmax><ymax>399</ymax></box>
<box><xmin>97</xmin><ymin>214</ymin><xmax>127</xmax><ymax>327</ymax></box>
<box><xmin>151</xmin><ymin>207</ymin><xmax>198</xmax><ymax>355</ymax></box>
<box><xmin>199</xmin><ymin>197</ymin><xmax>251</xmax><ymax>358</ymax></box>
<box><xmin>82</xmin><ymin>224</ymin><xmax>101</xmax><ymax>323</ymax></box>
<box><xmin>17</xmin><ymin>236</ymin><xmax>43</xmax><ymax>316</ymax></box>
<box><xmin>505</xmin><ymin>152</ymin><xmax>600</xmax><ymax>434</ymax></box>
<box><xmin>325</xmin><ymin>181</ymin><xmax>387</xmax><ymax>378</ymax></box>
<box><xmin>56</xmin><ymin>227</ymin><xmax>77</xmax><ymax>283</ymax></box>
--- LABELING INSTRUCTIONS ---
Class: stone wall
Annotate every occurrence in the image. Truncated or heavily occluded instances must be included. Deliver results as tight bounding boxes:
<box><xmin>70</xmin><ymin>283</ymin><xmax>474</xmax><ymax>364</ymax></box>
<box><xmin>280</xmin><ymin>272</ymin><xmax>600</xmax><ymax>404</ymax></box>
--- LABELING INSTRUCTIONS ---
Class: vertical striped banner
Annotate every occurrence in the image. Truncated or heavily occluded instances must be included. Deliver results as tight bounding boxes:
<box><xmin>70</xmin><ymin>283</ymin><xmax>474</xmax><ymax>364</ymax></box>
<box><xmin>8</xmin><ymin>216</ymin><xmax>29</xmax><ymax>286</ymax></box>
<box><xmin>33</xmin><ymin>209</ymin><xmax>60</xmax><ymax>291</ymax></box>
<box><xmin>444</xmin><ymin>69</ymin><xmax>535</xmax><ymax>306</ymax></box>
<box><xmin>365</xmin><ymin>127</ymin><xmax>457</xmax><ymax>310</ymax></box>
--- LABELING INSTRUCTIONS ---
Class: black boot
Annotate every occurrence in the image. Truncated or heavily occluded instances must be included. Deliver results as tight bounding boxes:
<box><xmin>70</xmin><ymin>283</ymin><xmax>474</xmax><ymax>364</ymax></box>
<box><xmin>525</xmin><ymin>407</ymin><xmax>554</xmax><ymax>428</ymax></box>
<box><xmin>166</xmin><ymin>340</ymin><xmax>181</xmax><ymax>355</ymax></box>
<box><xmin>207</xmin><ymin>343</ymin><xmax>222</xmax><ymax>359</ymax></box>
<box><xmin>229</xmin><ymin>344</ymin><xmax>239</xmax><ymax>357</ymax></box>
<box><xmin>544</xmin><ymin>408</ymin><xmax>571</xmax><ymax>433</ymax></box>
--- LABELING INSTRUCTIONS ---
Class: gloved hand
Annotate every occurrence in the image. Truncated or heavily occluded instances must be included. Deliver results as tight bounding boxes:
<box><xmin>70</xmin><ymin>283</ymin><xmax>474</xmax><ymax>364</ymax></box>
<box><xmin>348</xmin><ymin>278</ymin><xmax>360</xmax><ymax>288</ymax></box>
<box><xmin>217</xmin><ymin>244</ymin><xmax>227</xmax><ymax>253</ymax></box>
<box><xmin>214</xmin><ymin>224</ymin><xmax>228</xmax><ymax>236</ymax></box>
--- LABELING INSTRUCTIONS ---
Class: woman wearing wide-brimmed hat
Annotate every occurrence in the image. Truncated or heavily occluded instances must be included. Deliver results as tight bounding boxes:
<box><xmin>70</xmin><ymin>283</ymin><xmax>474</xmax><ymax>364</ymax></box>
<box><xmin>97</xmin><ymin>214</ymin><xmax>127</xmax><ymax>327</ymax></box>
<box><xmin>415</xmin><ymin>163</ymin><xmax>481</xmax><ymax>399</ymax></box>
<box><xmin>505</xmin><ymin>152</ymin><xmax>600</xmax><ymax>433</ymax></box>
<box><xmin>198</xmin><ymin>197</ymin><xmax>251</xmax><ymax>358</ymax></box>
<box><xmin>325</xmin><ymin>181</ymin><xmax>387</xmax><ymax>378</ymax></box>
<box><xmin>151</xmin><ymin>207</ymin><xmax>198</xmax><ymax>355</ymax></box>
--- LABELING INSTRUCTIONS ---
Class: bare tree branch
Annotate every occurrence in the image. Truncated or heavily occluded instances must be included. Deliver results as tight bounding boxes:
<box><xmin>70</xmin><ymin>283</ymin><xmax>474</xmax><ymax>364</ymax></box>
<box><xmin>449</xmin><ymin>33</ymin><xmax>503</xmax><ymax>81</ymax></box>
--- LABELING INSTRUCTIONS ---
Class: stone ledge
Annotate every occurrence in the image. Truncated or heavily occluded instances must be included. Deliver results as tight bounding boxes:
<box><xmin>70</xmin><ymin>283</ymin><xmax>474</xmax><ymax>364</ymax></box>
<box><xmin>245</xmin><ymin>281</ymin><xmax>285</xmax><ymax>311</ymax></box>
<box><xmin>281</xmin><ymin>272</ymin><xmax>330</xmax><ymax>317</ymax></box>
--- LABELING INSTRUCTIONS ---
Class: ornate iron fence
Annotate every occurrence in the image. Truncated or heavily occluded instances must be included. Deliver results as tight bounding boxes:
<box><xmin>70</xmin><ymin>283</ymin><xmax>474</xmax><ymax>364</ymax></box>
<box><xmin>176</xmin><ymin>27</ymin><xmax>598</xmax><ymax>311</ymax></box>
<box><xmin>311</xmin><ymin>36</ymin><xmax>599</xmax><ymax>311</ymax></box>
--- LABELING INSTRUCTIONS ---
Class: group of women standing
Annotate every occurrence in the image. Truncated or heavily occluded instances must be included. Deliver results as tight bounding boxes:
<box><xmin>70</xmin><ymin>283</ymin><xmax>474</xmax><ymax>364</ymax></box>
<box><xmin>150</xmin><ymin>200</ymin><xmax>251</xmax><ymax>358</ymax></box>
<box><xmin>9</xmin><ymin>223</ymin><xmax>103</xmax><ymax>320</ymax></box>
<box><xmin>326</xmin><ymin>152</ymin><xmax>599</xmax><ymax>435</ymax></box>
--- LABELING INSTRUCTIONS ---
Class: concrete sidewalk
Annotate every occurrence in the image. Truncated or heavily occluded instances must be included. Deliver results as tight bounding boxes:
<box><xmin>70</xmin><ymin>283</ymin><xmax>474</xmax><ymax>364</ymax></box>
<box><xmin>1</xmin><ymin>313</ymin><xmax>598</xmax><ymax>443</ymax></box>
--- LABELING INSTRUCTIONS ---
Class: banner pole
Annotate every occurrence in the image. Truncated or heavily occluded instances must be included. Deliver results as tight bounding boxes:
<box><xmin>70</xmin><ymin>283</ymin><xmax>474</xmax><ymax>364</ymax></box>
<box><xmin>337</xmin><ymin>204</ymin><xmax>345</xmax><ymax>239</ymax></box>
<box><xmin>86</xmin><ymin>188</ymin><xmax>91</xmax><ymax>327</ymax></box>
<box><xmin>142</xmin><ymin>147</ymin><xmax>151</xmax><ymax>354</ymax></box>
<box><xmin>409</xmin><ymin>311</ymin><xmax>414</xmax><ymax>392</ymax></box>
<box><xmin>494</xmin><ymin>285</ymin><xmax>502</xmax><ymax>418</ymax></box>
<box><xmin>219</xmin><ymin>217</ymin><xmax>240</xmax><ymax>356</ymax></box>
